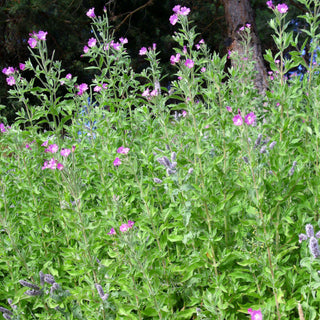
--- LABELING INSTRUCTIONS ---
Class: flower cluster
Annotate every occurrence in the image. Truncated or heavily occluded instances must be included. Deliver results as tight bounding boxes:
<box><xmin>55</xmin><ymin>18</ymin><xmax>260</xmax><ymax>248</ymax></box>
<box><xmin>267</xmin><ymin>1</ymin><xmax>288</xmax><ymax>13</ymax></box>
<box><xmin>107</xmin><ymin>220</ymin><xmax>135</xmax><ymax>235</ymax></box>
<box><xmin>299</xmin><ymin>224</ymin><xmax>320</xmax><ymax>258</ymax></box>
<box><xmin>41</xmin><ymin>141</ymin><xmax>73</xmax><ymax>171</ymax></box>
<box><xmin>233</xmin><ymin>111</ymin><xmax>256</xmax><ymax>126</ymax></box>
<box><xmin>28</xmin><ymin>30</ymin><xmax>48</xmax><ymax>49</ymax></box>
<box><xmin>169</xmin><ymin>5</ymin><xmax>191</xmax><ymax>25</ymax></box>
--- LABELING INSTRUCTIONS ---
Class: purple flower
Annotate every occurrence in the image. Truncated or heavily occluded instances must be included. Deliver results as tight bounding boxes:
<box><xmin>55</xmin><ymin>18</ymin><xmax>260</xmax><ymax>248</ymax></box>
<box><xmin>57</xmin><ymin>163</ymin><xmax>64</xmax><ymax>170</ymax></box>
<box><xmin>0</xmin><ymin>123</ymin><xmax>6</xmax><ymax>133</ymax></box>
<box><xmin>128</xmin><ymin>220</ymin><xmax>135</xmax><ymax>228</ymax></box>
<box><xmin>6</xmin><ymin>76</ymin><xmax>15</xmax><ymax>86</ymax></box>
<box><xmin>248</xmin><ymin>308</ymin><xmax>263</xmax><ymax>320</ymax></box>
<box><xmin>233</xmin><ymin>114</ymin><xmax>243</xmax><ymax>126</ymax></box>
<box><xmin>169</xmin><ymin>14</ymin><xmax>178</xmax><ymax>25</ymax></box>
<box><xmin>185</xmin><ymin>59</ymin><xmax>194</xmax><ymax>68</ymax></box>
<box><xmin>172</xmin><ymin>5</ymin><xmax>181</xmax><ymax>13</ymax></box>
<box><xmin>120</xmin><ymin>223</ymin><xmax>129</xmax><ymax>232</ymax></box>
<box><xmin>139</xmin><ymin>47</ymin><xmax>147</xmax><ymax>55</ymax></box>
<box><xmin>60</xmin><ymin>148</ymin><xmax>71</xmax><ymax>157</ymax></box>
<box><xmin>28</xmin><ymin>37</ymin><xmax>37</xmax><ymax>48</ymax></box>
<box><xmin>83</xmin><ymin>45</ymin><xmax>89</xmax><ymax>53</ymax></box>
<box><xmin>170</xmin><ymin>53</ymin><xmax>181</xmax><ymax>65</ymax></box>
<box><xmin>19</xmin><ymin>63</ymin><xmax>25</xmax><ymax>71</ymax></box>
<box><xmin>299</xmin><ymin>234</ymin><xmax>308</xmax><ymax>243</ymax></box>
<box><xmin>77</xmin><ymin>83</ymin><xmax>88</xmax><ymax>95</ymax></box>
<box><xmin>107</xmin><ymin>228</ymin><xmax>116</xmax><ymax>235</ymax></box>
<box><xmin>179</xmin><ymin>6</ymin><xmax>191</xmax><ymax>16</ymax></box>
<box><xmin>309</xmin><ymin>237</ymin><xmax>320</xmax><ymax>258</ymax></box>
<box><xmin>245</xmin><ymin>112</ymin><xmax>256</xmax><ymax>125</ymax></box>
<box><xmin>306</xmin><ymin>224</ymin><xmax>314</xmax><ymax>237</ymax></box>
<box><xmin>277</xmin><ymin>3</ymin><xmax>288</xmax><ymax>13</ymax></box>
<box><xmin>37</xmin><ymin>31</ymin><xmax>48</xmax><ymax>41</ymax></box>
<box><xmin>113</xmin><ymin>157</ymin><xmax>121</xmax><ymax>166</ymax></box>
<box><xmin>88</xmin><ymin>37</ymin><xmax>97</xmax><ymax>48</ymax></box>
<box><xmin>266</xmin><ymin>0</ymin><xmax>275</xmax><ymax>9</ymax></box>
<box><xmin>86</xmin><ymin>8</ymin><xmax>95</xmax><ymax>18</ymax></box>
<box><xmin>2</xmin><ymin>66</ymin><xmax>15</xmax><ymax>75</ymax></box>
<box><xmin>45</xmin><ymin>144</ymin><xmax>59</xmax><ymax>153</ymax></box>
<box><xmin>119</xmin><ymin>37</ymin><xmax>128</xmax><ymax>44</ymax></box>
<box><xmin>117</xmin><ymin>146</ymin><xmax>130</xmax><ymax>154</ymax></box>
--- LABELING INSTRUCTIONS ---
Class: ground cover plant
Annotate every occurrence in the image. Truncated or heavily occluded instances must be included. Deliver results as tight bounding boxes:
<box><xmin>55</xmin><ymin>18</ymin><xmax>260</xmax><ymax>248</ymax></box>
<box><xmin>2</xmin><ymin>1</ymin><xmax>320</xmax><ymax>319</ymax></box>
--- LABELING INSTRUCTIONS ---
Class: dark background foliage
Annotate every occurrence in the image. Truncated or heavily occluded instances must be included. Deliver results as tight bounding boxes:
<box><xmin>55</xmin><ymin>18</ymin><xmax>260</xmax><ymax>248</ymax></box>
<box><xmin>0</xmin><ymin>0</ymin><xmax>301</xmax><ymax>124</ymax></box>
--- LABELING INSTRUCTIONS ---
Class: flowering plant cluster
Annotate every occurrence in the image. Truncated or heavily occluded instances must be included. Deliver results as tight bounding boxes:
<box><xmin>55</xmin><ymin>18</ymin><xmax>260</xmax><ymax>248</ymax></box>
<box><xmin>1</xmin><ymin>1</ymin><xmax>320</xmax><ymax>319</ymax></box>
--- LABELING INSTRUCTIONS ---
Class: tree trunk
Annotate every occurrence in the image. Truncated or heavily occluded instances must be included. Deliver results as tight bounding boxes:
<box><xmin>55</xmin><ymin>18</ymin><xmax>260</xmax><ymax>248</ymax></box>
<box><xmin>221</xmin><ymin>0</ymin><xmax>268</xmax><ymax>94</ymax></box>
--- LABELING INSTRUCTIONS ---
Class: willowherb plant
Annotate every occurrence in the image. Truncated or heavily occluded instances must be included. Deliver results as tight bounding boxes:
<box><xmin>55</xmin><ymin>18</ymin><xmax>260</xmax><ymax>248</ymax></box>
<box><xmin>3</xmin><ymin>1</ymin><xmax>320</xmax><ymax>319</ymax></box>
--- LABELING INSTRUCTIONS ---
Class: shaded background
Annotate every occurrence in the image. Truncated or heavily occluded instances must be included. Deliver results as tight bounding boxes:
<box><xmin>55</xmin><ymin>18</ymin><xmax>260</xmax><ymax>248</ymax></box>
<box><xmin>0</xmin><ymin>0</ymin><xmax>301</xmax><ymax>124</ymax></box>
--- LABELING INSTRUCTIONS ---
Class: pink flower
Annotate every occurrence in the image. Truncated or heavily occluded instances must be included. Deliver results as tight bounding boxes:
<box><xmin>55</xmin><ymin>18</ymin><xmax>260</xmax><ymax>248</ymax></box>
<box><xmin>266</xmin><ymin>0</ymin><xmax>275</xmax><ymax>9</ymax></box>
<box><xmin>139</xmin><ymin>47</ymin><xmax>147</xmax><ymax>55</ymax></box>
<box><xmin>185</xmin><ymin>59</ymin><xmax>194</xmax><ymax>68</ymax></box>
<box><xmin>111</xmin><ymin>41</ymin><xmax>120</xmax><ymax>50</ymax></box>
<box><xmin>119</xmin><ymin>37</ymin><xmax>128</xmax><ymax>44</ymax></box>
<box><xmin>86</xmin><ymin>8</ymin><xmax>95</xmax><ymax>18</ymax></box>
<box><xmin>239</xmin><ymin>26</ymin><xmax>245</xmax><ymax>31</ymax></box>
<box><xmin>46</xmin><ymin>144</ymin><xmax>59</xmax><ymax>153</ymax></box>
<box><xmin>246</xmin><ymin>23</ymin><xmax>251</xmax><ymax>28</ymax></box>
<box><xmin>248</xmin><ymin>308</ymin><xmax>263</xmax><ymax>320</ymax></box>
<box><xmin>28</xmin><ymin>37</ymin><xmax>37</xmax><ymax>48</ymax></box>
<box><xmin>41</xmin><ymin>140</ymin><xmax>48</xmax><ymax>147</ymax></box>
<box><xmin>179</xmin><ymin>6</ymin><xmax>190</xmax><ymax>16</ymax></box>
<box><xmin>66</xmin><ymin>73</ymin><xmax>72</xmax><ymax>80</ymax></box>
<box><xmin>120</xmin><ymin>223</ymin><xmax>129</xmax><ymax>232</ymax></box>
<box><xmin>57</xmin><ymin>163</ymin><xmax>64</xmax><ymax>170</ymax></box>
<box><xmin>107</xmin><ymin>227</ymin><xmax>116</xmax><ymax>235</ymax></box>
<box><xmin>201</xmin><ymin>67</ymin><xmax>206</xmax><ymax>72</ymax></box>
<box><xmin>128</xmin><ymin>220</ymin><xmax>135</xmax><ymax>228</ymax></box>
<box><xmin>94</xmin><ymin>85</ymin><xmax>102</xmax><ymax>92</ymax></box>
<box><xmin>142</xmin><ymin>88</ymin><xmax>150</xmax><ymax>97</ymax></box>
<box><xmin>61</xmin><ymin>148</ymin><xmax>71</xmax><ymax>157</ymax></box>
<box><xmin>83</xmin><ymin>45</ymin><xmax>89</xmax><ymax>53</ymax></box>
<box><xmin>19</xmin><ymin>63</ymin><xmax>25</xmax><ymax>71</ymax></box>
<box><xmin>182</xmin><ymin>110</ymin><xmax>187</xmax><ymax>117</ymax></box>
<box><xmin>113</xmin><ymin>157</ymin><xmax>121</xmax><ymax>166</ymax></box>
<box><xmin>150</xmin><ymin>89</ymin><xmax>158</xmax><ymax>96</ymax></box>
<box><xmin>233</xmin><ymin>114</ymin><xmax>243</xmax><ymax>126</ymax></box>
<box><xmin>277</xmin><ymin>3</ymin><xmax>288</xmax><ymax>13</ymax></box>
<box><xmin>42</xmin><ymin>158</ymin><xmax>58</xmax><ymax>170</ymax></box>
<box><xmin>2</xmin><ymin>67</ymin><xmax>15</xmax><ymax>75</ymax></box>
<box><xmin>37</xmin><ymin>31</ymin><xmax>48</xmax><ymax>41</ymax></box>
<box><xmin>77</xmin><ymin>83</ymin><xmax>88</xmax><ymax>95</ymax></box>
<box><xmin>0</xmin><ymin>123</ymin><xmax>6</xmax><ymax>133</ymax></box>
<box><xmin>226</xmin><ymin>106</ymin><xmax>232</xmax><ymax>112</ymax></box>
<box><xmin>6</xmin><ymin>76</ymin><xmax>15</xmax><ymax>86</ymax></box>
<box><xmin>117</xmin><ymin>146</ymin><xmax>130</xmax><ymax>154</ymax></box>
<box><xmin>172</xmin><ymin>5</ymin><xmax>181</xmax><ymax>13</ymax></box>
<box><xmin>245</xmin><ymin>112</ymin><xmax>256</xmax><ymax>125</ymax></box>
<box><xmin>88</xmin><ymin>37</ymin><xmax>96</xmax><ymax>47</ymax></box>
<box><xmin>169</xmin><ymin>14</ymin><xmax>178</xmax><ymax>25</ymax></box>
<box><xmin>170</xmin><ymin>53</ymin><xmax>181</xmax><ymax>65</ymax></box>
